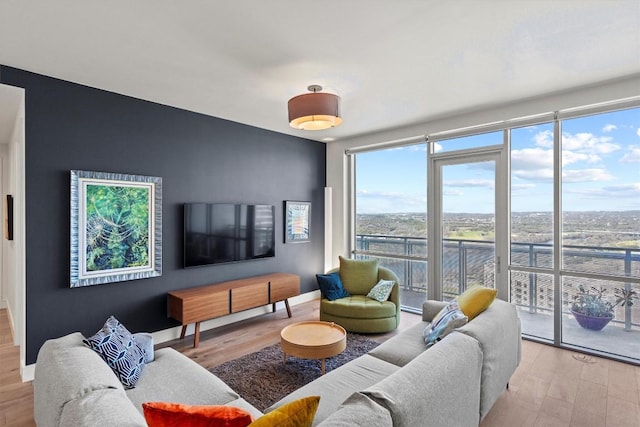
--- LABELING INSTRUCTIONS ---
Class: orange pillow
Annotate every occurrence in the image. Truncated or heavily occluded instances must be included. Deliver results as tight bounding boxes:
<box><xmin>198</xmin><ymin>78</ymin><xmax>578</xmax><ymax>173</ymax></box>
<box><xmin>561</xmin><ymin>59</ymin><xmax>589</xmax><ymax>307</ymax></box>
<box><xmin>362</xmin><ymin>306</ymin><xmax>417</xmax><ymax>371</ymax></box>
<box><xmin>248</xmin><ymin>396</ymin><xmax>320</xmax><ymax>427</ymax></box>
<box><xmin>142</xmin><ymin>402</ymin><xmax>253</xmax><ymax>427</ymax></box>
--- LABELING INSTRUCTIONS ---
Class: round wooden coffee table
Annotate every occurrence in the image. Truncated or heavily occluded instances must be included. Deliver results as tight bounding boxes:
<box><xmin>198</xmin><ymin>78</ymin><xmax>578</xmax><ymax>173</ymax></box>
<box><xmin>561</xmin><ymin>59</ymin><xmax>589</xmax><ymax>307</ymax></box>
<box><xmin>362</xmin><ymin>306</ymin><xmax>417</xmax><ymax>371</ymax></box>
<box><xmin>280</xmin><ymin>321</ymin><xmax>347</xmax><ymax>374</ymax></box>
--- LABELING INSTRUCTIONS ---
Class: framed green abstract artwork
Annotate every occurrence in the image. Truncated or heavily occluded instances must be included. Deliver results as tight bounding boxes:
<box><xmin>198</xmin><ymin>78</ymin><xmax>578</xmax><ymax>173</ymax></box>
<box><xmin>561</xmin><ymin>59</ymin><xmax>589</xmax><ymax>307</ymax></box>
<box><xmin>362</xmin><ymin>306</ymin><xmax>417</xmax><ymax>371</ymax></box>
<box><xmin>70</xmin><ymin>170</ymin><xmax>162</xmax><ymax>287</ymax></box>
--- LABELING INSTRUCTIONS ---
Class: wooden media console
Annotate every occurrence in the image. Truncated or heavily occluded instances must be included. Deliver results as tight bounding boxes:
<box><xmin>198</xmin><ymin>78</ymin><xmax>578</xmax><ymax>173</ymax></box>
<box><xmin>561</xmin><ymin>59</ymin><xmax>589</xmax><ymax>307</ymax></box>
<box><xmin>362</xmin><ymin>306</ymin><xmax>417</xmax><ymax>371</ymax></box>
<box><xmin>167</xmin><ymin>272</ymin><xmax>300</xmax><ymax>348</ymax></box>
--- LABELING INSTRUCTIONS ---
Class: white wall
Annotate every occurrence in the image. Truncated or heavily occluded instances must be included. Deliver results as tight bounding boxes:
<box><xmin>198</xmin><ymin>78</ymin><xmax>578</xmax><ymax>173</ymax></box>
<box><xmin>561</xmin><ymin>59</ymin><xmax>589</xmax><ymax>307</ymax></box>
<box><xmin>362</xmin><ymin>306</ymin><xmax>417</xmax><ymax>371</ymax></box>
<box><xmin>0</xmin><ymin>86</ymin><xmax>26</xmax><ymax>375</ymax></box>
<box><xmin>326</xmin><ymin>75</ymin><xmax>640</xmax><ymax>267</ymax></box>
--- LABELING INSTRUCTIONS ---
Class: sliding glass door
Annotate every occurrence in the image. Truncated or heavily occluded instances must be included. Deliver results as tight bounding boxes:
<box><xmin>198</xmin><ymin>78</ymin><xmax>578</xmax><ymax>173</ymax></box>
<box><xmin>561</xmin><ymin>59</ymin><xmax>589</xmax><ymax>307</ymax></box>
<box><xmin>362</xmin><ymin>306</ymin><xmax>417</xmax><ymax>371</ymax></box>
<box><xmin>429</xmin><ymin>146</ymin><xmax>508</xmax><ymax>301</ymax></box>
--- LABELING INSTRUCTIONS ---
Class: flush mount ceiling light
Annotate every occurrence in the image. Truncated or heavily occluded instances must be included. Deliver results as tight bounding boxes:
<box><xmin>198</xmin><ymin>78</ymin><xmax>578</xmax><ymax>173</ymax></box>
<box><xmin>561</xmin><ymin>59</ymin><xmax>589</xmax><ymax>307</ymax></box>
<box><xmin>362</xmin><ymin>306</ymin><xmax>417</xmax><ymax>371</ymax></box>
<box><xmin>288</xmin><ymin>85</ymin><xmax>342</xmax><ymax>130</ymax></box>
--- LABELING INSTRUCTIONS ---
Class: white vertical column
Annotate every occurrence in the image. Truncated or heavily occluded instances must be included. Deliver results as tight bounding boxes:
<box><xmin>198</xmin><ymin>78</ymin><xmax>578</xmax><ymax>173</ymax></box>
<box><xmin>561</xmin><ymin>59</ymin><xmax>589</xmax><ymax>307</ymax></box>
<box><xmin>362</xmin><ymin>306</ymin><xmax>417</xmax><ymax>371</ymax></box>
<box><xmin>324</xmin><ymin>187</ymin><xmax>332</xmax><ymax>273</ymax></box>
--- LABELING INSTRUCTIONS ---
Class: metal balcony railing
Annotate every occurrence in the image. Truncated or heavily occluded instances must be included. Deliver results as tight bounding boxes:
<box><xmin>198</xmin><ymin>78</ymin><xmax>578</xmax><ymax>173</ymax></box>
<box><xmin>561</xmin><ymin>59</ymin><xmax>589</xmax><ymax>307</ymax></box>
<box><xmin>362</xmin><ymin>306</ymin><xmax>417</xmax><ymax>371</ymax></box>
<box><xmin>355</xmin><ymin>234</ymin><xmax>640</xmax><ymax>329</ymax></box>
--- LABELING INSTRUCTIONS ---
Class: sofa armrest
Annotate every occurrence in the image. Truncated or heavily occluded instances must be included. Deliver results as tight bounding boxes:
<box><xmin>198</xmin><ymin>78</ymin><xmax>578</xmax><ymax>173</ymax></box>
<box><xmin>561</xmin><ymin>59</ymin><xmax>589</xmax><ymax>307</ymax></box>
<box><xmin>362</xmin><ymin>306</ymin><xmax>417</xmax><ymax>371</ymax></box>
<box><xmin>422</xmin><ymin>300</ymin><xmax>448</xmax><ymax>322</ymax></box>
<box><xmin>456</xmin><ymin>299</ymin><xmax>521</xmax><ymax>421</ymax></box>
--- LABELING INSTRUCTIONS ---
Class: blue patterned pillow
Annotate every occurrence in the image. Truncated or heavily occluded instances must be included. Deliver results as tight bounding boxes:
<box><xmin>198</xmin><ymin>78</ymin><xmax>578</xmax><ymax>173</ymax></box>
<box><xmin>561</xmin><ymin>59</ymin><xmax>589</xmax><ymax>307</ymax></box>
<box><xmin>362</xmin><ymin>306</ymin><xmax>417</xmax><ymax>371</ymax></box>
<box><xmin>316</xmin><ymin>272</ymin><xmax>351</xmax><ymax>301</ymax></box>
<box><xmin>423</xmin><ymin>301</ymin><xmax>468</xmax><ymax>348</ymax></box>
<box><xmin>366</xmin><ymin>279</ymin><xmax>395</xmax><ymax>302</ymax></box>
<box><xmin>83</xmin><ymin>316</ymin><xmax>146</xmax><ymax>388</ymax></box>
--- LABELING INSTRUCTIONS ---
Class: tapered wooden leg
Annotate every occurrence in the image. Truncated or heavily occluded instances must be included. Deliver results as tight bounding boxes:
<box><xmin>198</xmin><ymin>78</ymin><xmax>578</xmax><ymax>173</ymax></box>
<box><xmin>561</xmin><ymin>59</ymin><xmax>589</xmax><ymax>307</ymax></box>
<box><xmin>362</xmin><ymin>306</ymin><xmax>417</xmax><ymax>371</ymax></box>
<box><xmin>193</xmin><ymin>322</ymin><xmax>201</xmax><ymax>348</ymax></box>
<box><xmin>321</xmin><ymin>358</ymin><xmax>326</xmax><ymax>375</ymax></box>
<box><xmin>284</xmin><ymin>299</ymin><xmax>292</xmax><ymax>318</ymax></box>
<box><xmin>180</xmin><ymin>325</ymin><xmax>187</xmax><ymax>339</ymax></box>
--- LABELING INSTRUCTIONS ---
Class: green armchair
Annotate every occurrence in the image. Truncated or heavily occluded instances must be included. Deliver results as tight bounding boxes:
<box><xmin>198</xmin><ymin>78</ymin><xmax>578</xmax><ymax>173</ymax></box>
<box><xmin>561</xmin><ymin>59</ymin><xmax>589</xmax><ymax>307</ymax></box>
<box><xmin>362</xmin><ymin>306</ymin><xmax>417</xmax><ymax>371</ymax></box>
<box><xmin>319</xmin><ymin>259</ymin><xmax>401</xmax><ymax>333</ymax></box>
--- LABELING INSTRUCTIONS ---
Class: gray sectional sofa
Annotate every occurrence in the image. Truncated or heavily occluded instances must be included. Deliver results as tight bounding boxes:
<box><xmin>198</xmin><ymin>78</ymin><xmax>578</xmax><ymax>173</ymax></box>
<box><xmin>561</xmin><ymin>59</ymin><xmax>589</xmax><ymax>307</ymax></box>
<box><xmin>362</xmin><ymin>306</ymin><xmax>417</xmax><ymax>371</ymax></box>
<box><xmin>33</xmin><ymin>298</ymin><xmax>520</xmax><ymax>426</ymax></box>
<box><xmin>271</xmin><ymin>298</ymin><xmax>521</xmax><ymax>426</ymax></box>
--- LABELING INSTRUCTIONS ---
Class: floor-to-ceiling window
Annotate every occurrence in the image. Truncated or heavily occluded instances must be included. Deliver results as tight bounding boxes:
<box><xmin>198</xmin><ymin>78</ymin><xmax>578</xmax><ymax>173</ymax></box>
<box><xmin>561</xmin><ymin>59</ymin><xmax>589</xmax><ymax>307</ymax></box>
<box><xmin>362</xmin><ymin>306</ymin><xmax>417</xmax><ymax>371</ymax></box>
<box><xmin>352</xmin><ymin>142</ymin><xmax>427</xmax><ymax>312</ymax></box>
<box><xmin>558</xmin><ymin>108</ymin><xmax>640</xmax><ymax>360</ymax></box>
<box><xmin>510</xmin><ymin>122</ymin><xmax>556</xmax><ymax>341</ymax></box>
<box><xmin>349</xmin><ymin>100</ymin><xmax>639</xmax><ymax>363</ymax></box>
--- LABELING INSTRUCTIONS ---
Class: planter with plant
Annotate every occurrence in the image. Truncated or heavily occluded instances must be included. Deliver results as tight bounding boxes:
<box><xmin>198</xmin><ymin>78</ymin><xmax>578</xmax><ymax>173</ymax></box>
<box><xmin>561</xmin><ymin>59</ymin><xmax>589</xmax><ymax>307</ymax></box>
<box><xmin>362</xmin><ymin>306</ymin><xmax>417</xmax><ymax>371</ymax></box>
<box><xmin>571</xmin><ymin>285</ymin><xmax>637</xmax><ymax>331</ymax></box>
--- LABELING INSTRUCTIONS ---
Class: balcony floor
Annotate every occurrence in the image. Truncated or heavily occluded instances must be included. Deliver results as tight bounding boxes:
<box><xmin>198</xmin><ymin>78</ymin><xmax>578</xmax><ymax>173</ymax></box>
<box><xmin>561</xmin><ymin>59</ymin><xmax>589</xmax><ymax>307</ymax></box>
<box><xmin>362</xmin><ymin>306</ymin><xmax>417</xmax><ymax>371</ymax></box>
<box><xmin>517</xmin><ymin>307</ymin><xmax>640</xmax><ymax>362</ymax></box>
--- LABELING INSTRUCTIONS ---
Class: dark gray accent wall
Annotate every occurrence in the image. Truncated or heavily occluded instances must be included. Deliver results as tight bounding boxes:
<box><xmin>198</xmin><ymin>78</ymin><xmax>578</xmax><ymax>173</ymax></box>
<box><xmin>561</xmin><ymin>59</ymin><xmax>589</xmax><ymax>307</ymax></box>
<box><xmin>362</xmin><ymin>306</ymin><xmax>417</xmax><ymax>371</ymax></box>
<box><xmin>1</xmin><ymin>66</ymin><xmax>326</xmax><ymax>364</ymax></box>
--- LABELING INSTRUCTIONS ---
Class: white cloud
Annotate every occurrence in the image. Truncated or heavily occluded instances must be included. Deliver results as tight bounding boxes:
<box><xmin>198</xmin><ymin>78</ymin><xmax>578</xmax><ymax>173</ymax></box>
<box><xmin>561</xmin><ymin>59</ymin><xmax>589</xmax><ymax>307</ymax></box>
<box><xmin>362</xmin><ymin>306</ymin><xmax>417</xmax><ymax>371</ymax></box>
<box><xmin>620</xmin><ymin>145</ymin><xmax>640</xmax><ymax>164</ymax></box>
<box><xmin>443</xmin><ymin>189</ymin><xmax>465</xmax><ymax>196</ymax></box>
<box><xmin>356</xmin><ymin>189</ymin><xmax>426</xmax><ymax>213</ymax></box>
<box><xmin>534</xmin><ymin>130</ymin><xmax>553</xmax><ymax>147</ymax></box>
<box><xmin>512</xmin><ymin>183</ymin><xmax>536</xmax><ymax>191</ymax></box>
<box><xmin>562</xmin><ymin>168</ymin><xmax>614</xmax><ymax>183</ymax></box>
<box><xmin>514</xmin><ymin>168</ymin><xmax>554</xmax><ymax>181</ymax></box>
<box><xmin>565</xmin><ymin>183</ymin><xmax>640</xmax><ymax>199</ymax></box>
<box><xmin>601</xmin><ymin>183</ymin><xmax>640</xmax><ymax>196</ymax></box>
<box><xmin>512</xmin><ymin>147</ymin><xmax>553</xmax><ymax>170</ymax></box>
<box><xmin>533</xmin><ymin>130</ymin><xmax>621</xmax><ymax>155</ymax></box>
<box><xmin>563</xmin><ymin>151</ymin><xmax>601</xmax><ymax>165</ymax></box>
<box><xmin>444</xmin><ymin>179</ymin><xmax>494</xmax><ymax>188</ymax></box>
<box><xmin>602</xmin><ymin>124</ymin><xmax>617</xmax><ymax>132</ymax></box>
<box><xmin>511</xmin><ymin>147</ymin><xmax>553</xmax><ymax>181</ymax></box>
<box><xmin>561</xmin><ymin>132</ymin><xmax>620</xmax><ymax>154</ymax></box>
<box><xmin>433</xmin><ymin>142</ymin><xmax>443</xmax><ymax>153</ymax></box>
<box><xmin>637</xmin><ymin>128</ymin><xmax>640</xmax><ymax>138</ymax></box>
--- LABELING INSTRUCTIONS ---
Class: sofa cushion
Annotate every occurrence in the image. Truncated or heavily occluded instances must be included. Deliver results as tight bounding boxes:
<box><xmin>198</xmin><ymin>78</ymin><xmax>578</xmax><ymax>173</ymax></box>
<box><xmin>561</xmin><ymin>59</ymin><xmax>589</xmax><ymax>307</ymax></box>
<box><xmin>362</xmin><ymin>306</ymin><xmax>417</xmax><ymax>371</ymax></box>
<box><xmin>423</xmin><ymin>300</ymin><xmax>468</xmax><ymax>348</ymax></box>
<box><xmin>316</xmin><ymin>272</ymin><xmax>350</xmax><ymax>301</ymax></box>
<box><xmin>126</xmin><ymin>348</ymin><xmax>243</xmax><ymax>412</ymax></box>
<box><xmin>368</xmin><ymin>321</ymin><xmax>428</xmax><ymax>367</ymax></box>
<box><xmin>338</xmin><ymin>256</ymin><xmax>379</xmax><ymax>295</ymax></box>
<box><xmin>83</xmin><ymin>316</ymin><xmax>146</xmax><ymax>389</ymax></box>
<box><xmin>250</xmin><ymin>396</ymin><xmax>319</xmax><ymax>427</ymax></box>
<box><xmin>320</xmin><ymin>295</ymin><xmax>396</xmax><ymax>319</ymax></box>
<box><xmin>266</xmin><ymin>354</ymin><xmax>400</xmax><ymax>425</ymax></box>
<box><xmin>317</xmin><ymin>392</ymin><xmax>392</xmax><ymax>427</ymax></box>
<box><xmin>142</xmin><ymin>402</ymin><xmax>253</xmax><ymax>427</ymax></box>
<box><xmin>363</xmin><ymin>332</ymin><xmax>482</xmax><ymax>427</ymax></box>
<box><xmin>34</xmin><ymin>332</ymin><xmax>125</xmax><ymax>427</ymax></box>
<box><xmin>366</xmin><ymin>279</ymin><xmax>395</xmax><ymax>302</ymax></box>
<box><xmin>456</xmin><ymin>286</ymin><xmax>497</xmax><ymax>320</ymax></box>
<box><xmin>59</xmin><ymin>388</ymin><xmax>147</xmax><ymax>427</ymax></box>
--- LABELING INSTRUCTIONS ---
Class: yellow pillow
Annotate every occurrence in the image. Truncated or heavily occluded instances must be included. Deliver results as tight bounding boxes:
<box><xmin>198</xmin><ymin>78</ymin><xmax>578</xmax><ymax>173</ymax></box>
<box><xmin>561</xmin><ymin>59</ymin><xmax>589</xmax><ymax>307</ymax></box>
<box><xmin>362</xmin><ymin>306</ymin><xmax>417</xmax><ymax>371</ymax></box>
<box><xmin>248</xmin><ymin>396</ymin><xmax>320</xmax><ymax>427</ymax></box>
<box><xmin>456</xmin><ymin>286</ymin><xmax>497</xmax><ymax>320</ymax></box>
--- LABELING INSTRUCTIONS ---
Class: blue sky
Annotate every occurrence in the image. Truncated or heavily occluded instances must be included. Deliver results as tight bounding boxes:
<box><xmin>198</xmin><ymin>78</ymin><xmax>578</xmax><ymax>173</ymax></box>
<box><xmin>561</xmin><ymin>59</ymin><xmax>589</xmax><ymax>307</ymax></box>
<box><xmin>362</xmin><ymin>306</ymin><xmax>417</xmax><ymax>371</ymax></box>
<box><xmin>356</xmin><ymin>107</ymin><xmax>640</xmax><ymax>214</ymax></box>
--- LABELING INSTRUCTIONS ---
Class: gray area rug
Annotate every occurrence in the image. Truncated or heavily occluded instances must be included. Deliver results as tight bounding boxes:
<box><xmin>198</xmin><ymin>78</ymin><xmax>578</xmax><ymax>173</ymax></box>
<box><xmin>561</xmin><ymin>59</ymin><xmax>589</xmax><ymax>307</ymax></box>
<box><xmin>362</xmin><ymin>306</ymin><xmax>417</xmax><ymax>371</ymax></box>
<box><xmin>209</xmin><ymin>333</ymin><xmax>379</xmax><ymax>412</ymax></box>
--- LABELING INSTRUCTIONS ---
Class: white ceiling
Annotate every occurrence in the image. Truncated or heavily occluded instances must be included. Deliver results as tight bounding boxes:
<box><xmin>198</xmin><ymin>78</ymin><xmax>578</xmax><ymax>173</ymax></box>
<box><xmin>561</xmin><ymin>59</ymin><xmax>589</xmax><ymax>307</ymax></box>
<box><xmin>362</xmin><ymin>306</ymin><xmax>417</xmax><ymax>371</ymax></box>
<box><xmin>0</xmin><ymin>1</ymin><xmax>639</xmax><ymax>143</ymax></box>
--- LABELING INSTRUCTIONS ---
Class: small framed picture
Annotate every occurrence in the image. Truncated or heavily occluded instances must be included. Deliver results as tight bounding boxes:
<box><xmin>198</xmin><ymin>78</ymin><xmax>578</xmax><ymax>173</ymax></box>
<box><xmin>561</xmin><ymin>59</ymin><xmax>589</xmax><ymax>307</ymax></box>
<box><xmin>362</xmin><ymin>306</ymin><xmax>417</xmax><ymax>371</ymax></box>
<box><xmin>284</xmin><ymin>201</ymin><xmax>311</xmax><ymax>243</ymax></box>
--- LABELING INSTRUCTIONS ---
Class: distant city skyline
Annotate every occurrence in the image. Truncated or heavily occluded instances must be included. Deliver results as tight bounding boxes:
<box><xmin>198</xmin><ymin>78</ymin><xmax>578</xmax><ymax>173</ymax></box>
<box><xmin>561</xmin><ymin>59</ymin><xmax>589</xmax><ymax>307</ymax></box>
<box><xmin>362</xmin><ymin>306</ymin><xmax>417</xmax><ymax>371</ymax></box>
<box><xmin>356</xmin><ymin>107</ymin><xmax>639</xmax><ymax>214</ymax></box>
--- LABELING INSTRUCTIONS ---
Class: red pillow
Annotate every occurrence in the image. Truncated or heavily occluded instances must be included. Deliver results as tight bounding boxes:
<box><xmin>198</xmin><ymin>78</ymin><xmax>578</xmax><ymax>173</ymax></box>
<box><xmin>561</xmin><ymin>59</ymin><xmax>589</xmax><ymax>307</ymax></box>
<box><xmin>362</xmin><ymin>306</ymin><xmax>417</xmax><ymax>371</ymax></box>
<box><xmin>142</xmin><ymin>402</ymin><xmax>253</xmax><ymax>427</ymax></box>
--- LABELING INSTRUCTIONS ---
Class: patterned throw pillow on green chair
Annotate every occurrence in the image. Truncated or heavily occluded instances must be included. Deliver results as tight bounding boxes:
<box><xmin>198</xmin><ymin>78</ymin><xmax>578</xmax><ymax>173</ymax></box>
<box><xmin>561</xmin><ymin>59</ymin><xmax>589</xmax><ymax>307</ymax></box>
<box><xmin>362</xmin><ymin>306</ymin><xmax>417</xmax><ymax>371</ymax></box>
<box><xmin>366</xmin><ymin>279</ymin><xmax>395</xmax><ymax>302</ymax></box>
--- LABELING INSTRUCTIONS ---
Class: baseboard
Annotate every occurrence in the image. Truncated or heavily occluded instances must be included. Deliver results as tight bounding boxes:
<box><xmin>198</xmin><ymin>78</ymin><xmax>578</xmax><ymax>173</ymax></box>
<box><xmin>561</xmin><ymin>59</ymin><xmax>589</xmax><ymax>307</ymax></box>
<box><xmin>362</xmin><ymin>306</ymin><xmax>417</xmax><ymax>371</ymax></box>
<box><xmin>5</xmin><ymin>304</ymin><xmax>16</xmax><ymax>346</ymax></box>
<box><xmin>0</xmin><ymin>299</ymin><xmax>6</xmax><ymax>309</ymax></box>
<box><xmin>20</xmin><ymin>290</ymin><xmax>321</xmax><ymax>383</ymax></box>
<box><xmin>21</xmin><ymin>363</ymin><xmax>34</xmax><ymax>382</ymax></box>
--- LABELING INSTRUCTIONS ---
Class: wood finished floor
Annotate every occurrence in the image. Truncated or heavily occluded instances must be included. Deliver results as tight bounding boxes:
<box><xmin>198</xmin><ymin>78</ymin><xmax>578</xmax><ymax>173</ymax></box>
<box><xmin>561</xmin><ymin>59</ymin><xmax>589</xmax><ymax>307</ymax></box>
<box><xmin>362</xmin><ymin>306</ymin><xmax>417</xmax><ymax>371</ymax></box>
<box><xmin>1</xmin><ymin>301</ymin><xmax>640</xmax><ymax>426</ymax></box>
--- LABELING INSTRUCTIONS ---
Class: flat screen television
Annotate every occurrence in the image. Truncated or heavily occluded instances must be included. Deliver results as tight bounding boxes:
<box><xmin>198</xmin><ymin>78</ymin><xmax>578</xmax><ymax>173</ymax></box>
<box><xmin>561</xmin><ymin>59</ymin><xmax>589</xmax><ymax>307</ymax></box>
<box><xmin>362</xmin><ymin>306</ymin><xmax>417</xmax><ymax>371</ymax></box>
<box><xmin>184</xmin><ymin>203</ymin><xmax>275</xmax><ymax>268</ymax></box>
